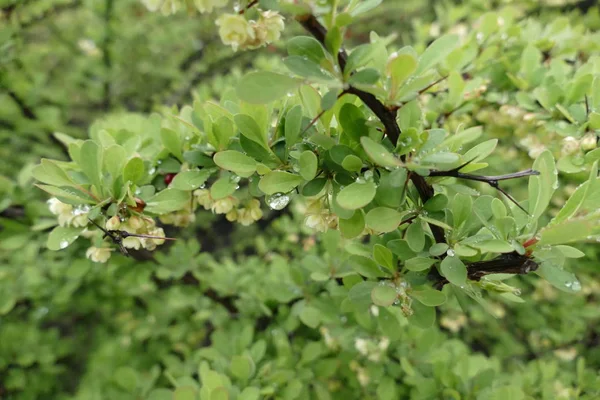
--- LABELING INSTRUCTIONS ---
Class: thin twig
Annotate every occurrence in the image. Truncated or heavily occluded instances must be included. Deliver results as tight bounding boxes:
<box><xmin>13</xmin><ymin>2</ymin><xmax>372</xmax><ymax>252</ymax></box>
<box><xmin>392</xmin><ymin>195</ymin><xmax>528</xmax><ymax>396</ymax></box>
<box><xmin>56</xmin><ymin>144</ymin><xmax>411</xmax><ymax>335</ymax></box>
<box><xmin>238</xmin><ymin>0</ymin><xmax>258</xmax><ymax>14</ymax></box>
<box><xmin>429</xmin><ymin>168</ymin><xmax>539</xmax><ymax>213</ymax></box>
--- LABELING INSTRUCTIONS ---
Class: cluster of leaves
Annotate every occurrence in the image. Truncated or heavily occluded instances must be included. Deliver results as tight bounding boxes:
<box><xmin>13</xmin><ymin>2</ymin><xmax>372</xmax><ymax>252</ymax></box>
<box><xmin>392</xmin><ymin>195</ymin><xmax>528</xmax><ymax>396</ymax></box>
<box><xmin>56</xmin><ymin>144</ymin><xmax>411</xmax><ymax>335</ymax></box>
<box><xmin>2</xmin><ymin>0</ymin><xmax>600</xmax><ymax>399</ymax></box>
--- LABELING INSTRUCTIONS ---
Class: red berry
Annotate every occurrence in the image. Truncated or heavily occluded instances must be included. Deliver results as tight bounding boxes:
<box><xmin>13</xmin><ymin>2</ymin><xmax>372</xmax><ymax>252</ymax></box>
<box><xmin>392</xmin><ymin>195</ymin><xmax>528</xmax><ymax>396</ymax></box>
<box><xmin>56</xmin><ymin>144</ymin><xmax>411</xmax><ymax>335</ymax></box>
<box><xmin>164</xmin><ymin>173</ymin><xmax>176</xmax><ymax>185</ymax></box>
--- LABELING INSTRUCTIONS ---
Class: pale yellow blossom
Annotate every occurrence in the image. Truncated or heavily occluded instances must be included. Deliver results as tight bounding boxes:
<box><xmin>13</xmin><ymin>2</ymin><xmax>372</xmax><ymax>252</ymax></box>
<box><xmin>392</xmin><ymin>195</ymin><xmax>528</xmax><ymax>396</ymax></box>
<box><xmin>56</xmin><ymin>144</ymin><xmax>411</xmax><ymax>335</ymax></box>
<box><xmin>86</xmin><ymin>246</ymin><xmax>112</xmax><ymax>263</ymax></box>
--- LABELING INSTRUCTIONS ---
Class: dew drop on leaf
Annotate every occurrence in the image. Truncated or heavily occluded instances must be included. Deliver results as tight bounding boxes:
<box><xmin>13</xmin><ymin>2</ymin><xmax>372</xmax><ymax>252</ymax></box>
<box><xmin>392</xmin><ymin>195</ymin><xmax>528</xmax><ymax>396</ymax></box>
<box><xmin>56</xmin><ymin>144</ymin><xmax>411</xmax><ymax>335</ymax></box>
<box><xmin>447</xmin><ymin>249</ymin><xmax>455</xmax><ymax>257</ymax></box>
<box><xmin>266</xmin><ymin>193</ymin><xmax>291</xmax><ymax>210</ymax></box>
<box><xmin>59</xmin><ymin>240</ymin><xmax>69</xmax><ymax>249</ymax></box>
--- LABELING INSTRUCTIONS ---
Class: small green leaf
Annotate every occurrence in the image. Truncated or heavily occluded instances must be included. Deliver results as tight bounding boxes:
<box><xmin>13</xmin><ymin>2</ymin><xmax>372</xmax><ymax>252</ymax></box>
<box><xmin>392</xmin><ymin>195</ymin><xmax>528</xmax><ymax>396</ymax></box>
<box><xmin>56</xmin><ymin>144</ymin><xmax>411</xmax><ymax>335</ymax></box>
<box><xmin>79</xmin><ymin>140</ymin><xmax>103</xmax><ymax>191</ymax></box>
<box><xmin>387</xmin><ymin>53</ymin><xmax>417</xmax><ymax>88</ymax></box>
<box><xmin>405</xmin><ymin>257</ymin><xmax>436</xmax><ymax>272</ymax></box>
<box><xmin>337</xmin><ymin>182</ymin><xmax>376</xmax><ymax>210</ymax></box>
<box><xmin>170</xmin><ymin>170</ymin><xmax>212</xmax><ymax>191</ymax></box>
<box><xmin>361</xmin><ymin>137</ymin><xmax>401</xmax><ymax>167</ymax></box>
<box><xmin>440</xmin><ymin>256</ymin><xmax>467</xmax><ymax>286</ymax></box>
<box><xmin>371</xmin><ymin>285</ymin><xmax>397</xmax><ymax>306</ymax></box>
<box><xmin>237</xmin><ymin>71</ymin><xmax>301</xmax><ymax>104</ymax></box>
<box><xmin>161</xmin><ymin>128</ymin><xmax>183</xmax><ymax>161</ymax></box>
<box><xmin>35</xmin><ymin>185</ymin><xmax>96</xmax><ymax>205</ymax></box>
<box><xmin>348</xmin><ymin>255</ymin><xmax>388</xmax><ymax>278</ymax></box>
<box><xmin>287</xmin><ymin>36</ymin><xmax>326</xmax><ymax>64</ymax></box>
<box><xmin>230</xmin><ymin>354</ymin><xmax>255</xmax><ymax>381</ymax></box>
<box><xmin>365</xmin><ymin>207</ymin><xmax>404</xmax><ymax>233</ymax></box>
<box><xmin>104</xmin><ymin>145</ymin><xmax>127</xmax><ymax>181</ymax></box>
<box><xmin>123</xmin><ymin>157</ymin><xmax>145</xmax><ymax>184</ymax></box>
<box><xmin>299</xmin><ymin>306</ymin><xmax>321</xmax><ymax>328</ymax></box>
<box><xmin>259</xmin><ymin>171</ymin><xmax>304</xmax><ymax>195</ymax></box>
<box><xmin>173</xmin><ymin>387</ymin><xmax>197</xmax><ymax>400</ymax></box>
<box><xmin>32</xmin><ymin>159</ymin><xmax>75</xmax><ymax>187</ymax></box>
<box><xmin>299</xmin><ymin>151</ymin><xmax>318</xmax><ymax>180</ymax></box>
<box><xmin>348</xmin><ymin>281</ymin><xmax>378</xmax><ymax>309</ymax></box>
<box><xmin>47</xmin><ymin>226</ymin><xmax>83</xmax><ymax>251</ymax></box>
<box><xmin>235</xmin><ymin>114</ymin><xmax>269</xmax><ymax>150</ymax></box>
<box><xmin>341</xmin><ymin>155</ymin><xmax>363</xmax><ymax>172</ymax></box>
<box><xmin>536</xmin><ymin>262</ymin><xmax>581</xmax><ymax>293</ymax></box>
<box><xmin>145</xmin><ymin>189</ymin><xmax>190</xmax><ymax>214</ymax></box>
<box><xmin>415</xmin><ymin>34</ymin><xmax>460</xmax><ymax>76</ymax></box>
<box><xmin>408</xmin><ymin>301</ymin><xmax>436</xmax><ymax>329</ymax></box>
<box><xmin>339</xmin><ymin>103</ymin><xmax>368</xmax><ymax>143</ymax></box>
<box><xmin>528</xmin><ymin>150</ymin><xmax>557</xmax><ymax>222</ymax></box>
<box><xmin>214</xmin><ymin>151</ymin><xmax>257</xmax><ymax>177</ymax></box>
<box><xmin>405</xmin><ymin>222</ymin><xmax>425</xmax><ymax>252</ymax></box>
<box><xmin>411</xmin><ymin>287</ymin><xmax>446</xmax><ymax>306</ymax></box>
<box><xmin>284</xmin><ymin>56</ymin><xmax>333</xmax><ymax>80</ymax></box>
<box><xmin>285</xmin><ymin>105</ymin><xmax>303</xmax><ymax>149</ymax></box>
<box><xmin>472</xmin><ymin>240</ymin><xmax>514</xmax><ymax>253</ymax></box>
<box><xmin>339</xmin><ymin>210</ymin><xmax>365</xmax><ymax>239</ymax></box>
<box><xmin>348</xmin><ymin>68</ymin><xmax>380</xmax><ymax>85</ymax></box>
<box><xmin>210</xmin><ymin>176</ymin><xmax>237</xmax><ymax>199</ymax></box>
<box><xmin>373</xmin><ymin>244</ymin><xmax>394</xmax><ymax>273</ymax></box>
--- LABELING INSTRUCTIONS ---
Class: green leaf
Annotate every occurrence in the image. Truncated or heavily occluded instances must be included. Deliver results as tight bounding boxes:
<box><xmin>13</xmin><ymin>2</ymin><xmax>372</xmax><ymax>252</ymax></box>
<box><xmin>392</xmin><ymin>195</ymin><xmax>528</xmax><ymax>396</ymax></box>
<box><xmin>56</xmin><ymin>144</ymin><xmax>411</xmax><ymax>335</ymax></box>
<box><xmin>104</xmin><ymin>145</ymin><xmax>126</xmax><ymax>181</ymax></box>
<box><xmin>348</xmin><ymin>68</ymin><xmax>380</xmax><ymax>85</ymax></box>
<box><xmin>555</xmin><ymin>245</ymin><xmax>585</xmax><ymax>259</ymax></box>
<box><xmin>471</xmin><ymin>240</ymin><xmax>514</xmax><ymax>253</ymax></box>
<box><xmin>145</xmin><ymin>189</ymin><xmax>190</xmax><ymax>214</ymax></box>
<box><xmin>36</xmin><ymin>184</ymin><xmax>97</xmax><ymax>205</ymax></box>
<box><xmin>113</xmin><ymin>367</ymin><xmax>139</xmax><ymax>393</ymax></box>
<box><xmin>405</xmin><ymin>257</ymin><xmax>436</xmax><ymax>272</ymax></box>
<box><xmin>528</xmin><ymin>150</ymin><xmax>557</xmax><ymax>222</ymax></box>
<box><xmin>440</xmin><ymin>256</ymin><xmax>467</xmax><ymax>286</ymax></box>
<box><xmin>234</xmin><ymin>114</ymin><xmax>269</xmax><ymax>150</ymax></box>
<box><xmin>337</xmin><ymin>182</ymin><xmax>376</xmax><ymax>210</ymax></box>
<box><xmin>341</xmin><ymin>155</ymin><xmax>363</xmax><ymax>172</ymax></box>
<box><xmin>371</xmin><ymin>285</ymin><xmax>398</xmax><ymax>306</ymax></box>
<box><xmin>387</xmin><ymin>53</ymin><xmax>417</xmax><ymax>89</ymax></box>
<box><xmin>408</xmin><ymin>301</ymin><xmax>436</xmax><ymax>329</ymax></box>
<box><xmin>214</xmin><ymin>151</ymin><xmax>257</xmax><ymax>177</ymax></box>
<box><xmin>365</xmin><ymin>207</ymin><xmax>404</xmax><ymax>233</ymax></box>
<box><xmin>285</xmin><ymin>105</ymin><xmax>303</xmax><ymax>149</ymax></box>
<box><xmin>348</xmin><ymin>281</ymin><xmax>378</xmax><ymax>309</ymax></box>
<box><xmin>298</xmin><ymin>151</ymin><xmax>318</xmax><ymax>180</ymax></box>
<box><xmin>161</xmin><ymin>128</ymin><xmax>183</xmax><ymax>161</ymax></box>
<box><xmin>79</xmin><ymin>140</ymin><xmax>103</xmax><ymax>191</ymax></box>
<box><xmin>350</xmin><ymin>0</ymin><xmax>382</xmax><ymax>16</ymax></box>
<box><xmin>415</xmin><ymin>34</ymin><xmax>459</xmax><ymax>76</ymax></box>
<box><xmin>237</xmin><ymin>71</ymin><xmax>301</xmax><ymax>104</ymax></box>
<box><xmin>123</xmin><ymin>157</ymin><xmax>145</xmax><ymax>184</ymax></box>
<box><xmin>536</xmin><ymin>262</ymin><xmax>581</xmax><ymax>293</ymax></box>
<box><xmin>411</xmin><ymin>287</ymin><xmax>446</xmax><ymax>306</ymax></box>
<box><xmin>339</xmin><ymin>103</ymin><xmax>368</xmax><ymax>143</ymax></box>
<box><xmin>405</xmin><ymin>222</ymin><xmax>425</xmax><ymax>252</ymax></box>
<box><xmin>173</xmin><ymin>387</ymin><xmax>197</xmax><ymax>400</ymax></box>
<box><xmin>344</xmin><ymin>43</ymin><xmax>376</xmax><ymax>75</ymax></box>
<box><xmin>32</xmin><ymin>159</ymin><xmax>75</xmax><ymax>187</ymax></box>
<box><xmin>47</xmin><ymin>226</ymin><xmax>83</xmax><ymax>251</ymax></box>
<box><xmin>299</xmin><ymin>306</ymin><xmax>321</xmax><ymax>328</ymax></box>
<box><xmin>339</xmin><ymin>210</ymin><xmax>365</xmax><ymax>239</ymax></box>
<box><xmin>287</xmin><ymin>36</ymin><xmax>326</xmax><ymax>64</ymax></box>
<box><xmin>230</xmin><ymin>354</ymin><xmax>255</xmax><ymax>381</ymax></box>
<box><xmin>361</xmin><ymin>137</ymin><xmax>401</xmax><ymax>167</ymax></box>
<box><xmin>284</xmin><ymin>56</ymin><xmax>333</xmax><ymax>80</ymax></box>
<box><xmin>212</xmin><ymin>116</ymin><xmax>235</xmax><ymax>150</ymax></box>
<box><xmin>348</xmin><ymin>255</ymin><xmax>388</xmax><ymax>278</ymax></box>
<box><xmin>538</xmin><ymin>218</ymin><xmax>600</xmax><ymax>246</ymax></box>
<box><xmin>373</xmin><ymin>244</ymin><xmax>394</xmax><ymax>273</ymax></box>
<box><xmin>210</xmin><ymin>176</ymin><xmax>237</xmax><ymax>199</ymax></box>
<box><xmin>259</xmin><ymin>171</ymin><xmax>304</xmax><ymax>195</ymax></box>
<box><xmin>170</xmin><ymin>170</ymin><xmax>212</xmax><ymax>191</ymax></box>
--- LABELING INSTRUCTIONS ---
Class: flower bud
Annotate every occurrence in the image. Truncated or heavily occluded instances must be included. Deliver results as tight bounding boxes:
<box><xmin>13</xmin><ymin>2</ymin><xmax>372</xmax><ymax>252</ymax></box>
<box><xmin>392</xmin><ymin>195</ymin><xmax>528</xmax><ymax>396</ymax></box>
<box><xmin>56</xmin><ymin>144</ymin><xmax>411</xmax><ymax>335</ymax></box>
<box><xmin>86</xmin><ymin>246</ymin><xmax>112</xmax><ymax>263</ymax></box>
<box><xmin>212</xmin><ymin>197</ymin><xmax>236</xmax><ymax>214</ymax></box>
<box><xmin>106</xmin><ymin>216</ymin><xmax>121</xmax><ymax>231</ymax></box>
<box><xmin>580</xmin><ymin>133</ymin><xmax>597</xmax><ymax>151</ymax></box>
<box><xmin>226</xmin><ymin>208</ymin><xmax>238</xmax><ymax>222</ymax></box>
<box><xmin>128</xmin><ymin>216</ymin><xmax>144</xmax><ymax>231</ymax></box>
<box><xmin>260</xmin><ymin>11</ymin><xmax>285</xmax><ymax>43</ymax></box>
<box><xmin>47</xmin><ymin>198</ymin><xmax>72</xmax><ymax>216</ymax></box>
<box><xmin>561</xmin><ymin>136</ymin><xmax>580</xmax><ymax>156</ymax></box>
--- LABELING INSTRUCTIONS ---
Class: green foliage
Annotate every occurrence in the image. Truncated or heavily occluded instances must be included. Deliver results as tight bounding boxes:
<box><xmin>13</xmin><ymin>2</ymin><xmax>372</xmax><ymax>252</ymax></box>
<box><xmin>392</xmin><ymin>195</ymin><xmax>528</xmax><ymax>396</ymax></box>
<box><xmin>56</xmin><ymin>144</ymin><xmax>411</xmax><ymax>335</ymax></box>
<box><xmin>2</xmin><ymin>0</ymin><xmax>600</xmax><ymax>399</ymax></box>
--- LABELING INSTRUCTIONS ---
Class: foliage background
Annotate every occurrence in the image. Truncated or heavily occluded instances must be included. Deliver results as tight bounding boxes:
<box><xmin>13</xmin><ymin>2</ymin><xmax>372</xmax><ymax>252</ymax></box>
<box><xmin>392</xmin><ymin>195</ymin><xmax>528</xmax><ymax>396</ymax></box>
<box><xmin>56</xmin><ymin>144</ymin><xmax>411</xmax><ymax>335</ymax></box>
<box><xmin>1</xmin><ymin>0</ymin><xmax>599</xmax><ymax>399</ymax></box>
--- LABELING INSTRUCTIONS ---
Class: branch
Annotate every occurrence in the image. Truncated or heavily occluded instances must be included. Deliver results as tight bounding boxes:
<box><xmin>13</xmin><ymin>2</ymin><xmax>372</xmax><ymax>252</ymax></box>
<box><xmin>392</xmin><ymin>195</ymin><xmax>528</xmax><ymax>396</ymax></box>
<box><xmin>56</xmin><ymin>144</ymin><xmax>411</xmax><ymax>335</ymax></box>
<box><xmin>296</xmin><ymin>14</ymin><xmax>445</xmax><ymax>243</ymax></box>
<box><xmin>429</xmin><ymin>167</ymin><xmax>539</xmax><ymax>213</ymax></box>
<box><xmin>433</xmin><ymin>252</ymin><xmax>539</xmax><ymax>289</ymax></box>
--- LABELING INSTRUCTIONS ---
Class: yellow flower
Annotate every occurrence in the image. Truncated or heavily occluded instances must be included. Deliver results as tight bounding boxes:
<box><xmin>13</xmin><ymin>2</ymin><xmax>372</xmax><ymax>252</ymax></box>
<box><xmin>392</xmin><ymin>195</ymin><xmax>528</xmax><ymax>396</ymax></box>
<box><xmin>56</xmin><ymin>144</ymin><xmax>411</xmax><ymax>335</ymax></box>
<box><xmin>86</xmin><ymin>246</ymin><xmax>112</xmax><ymax>263</ymax></box>
<box><xmin>226</xmin><ymin>208</ymin><xmax>238</xmax><ymax>222</ymax></box>
<box><xmin>216</xmin><ymin>14</ymin><xmax>255</xmax><ymax>51</ymax></box>
<box><xmin>105</xmin><ymin>216</ymin><xmax>121</xmax><ymax>231</ymax></box>
<box><xmin>581</xmin><ymin>133</ymin><xmax>597</xmax><ymax>151</ymax></box>
<box><xmin>212</xmin><ymin>196</ymin><xmax>238</xmax><ymax>214</ymax></box>
<box><xmin>47</xmin><ymin>198</ymin><xmax>72</xmax><ymax>216</ymax></box>
<box><xmin>194</xmin><ymin>189</ymin><xmax>213</xmax><ymax>210</ymax></box>
<box><xmin>260</xmin><ymin>11</ymin><xmax>285</xmax><ymax>43</ymax></box>
<box><xmin>122</xmin><ymin>236</ymin><xmax>142</xmax><ymax>250</ymax></box>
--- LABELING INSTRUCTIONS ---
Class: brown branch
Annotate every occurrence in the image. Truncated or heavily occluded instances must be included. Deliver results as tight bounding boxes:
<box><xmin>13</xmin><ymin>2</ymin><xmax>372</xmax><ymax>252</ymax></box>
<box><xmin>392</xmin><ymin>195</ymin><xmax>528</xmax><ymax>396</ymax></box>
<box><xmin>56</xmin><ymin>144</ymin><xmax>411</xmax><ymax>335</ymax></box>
<box><xmin>238</xmin><ymin>0</ymin><xmax>258</xmax><ymax>14</ymax></box>
<box><xmin>297</xmin><ymin>13</ymin><xmax>444</xmax><ymax>243</ymax></box>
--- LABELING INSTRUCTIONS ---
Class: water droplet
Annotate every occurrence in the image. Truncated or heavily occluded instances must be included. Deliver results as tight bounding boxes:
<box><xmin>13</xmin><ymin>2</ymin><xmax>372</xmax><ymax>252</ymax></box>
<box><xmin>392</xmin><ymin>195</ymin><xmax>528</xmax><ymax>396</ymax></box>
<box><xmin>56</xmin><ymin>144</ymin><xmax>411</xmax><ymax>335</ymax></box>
<box><xmin>266</xmin><ymin>193</ymin><xmax>291</xmax><ymax>210</ymax></box>
<box><xmin>199</xmin><ymin>184</ymin><xmax>206</xmax><ymax>189</ymax></box>
<box><xmin>514</xmin><ymin>289</ymin><xmax>521</xmax><ymax>296</ymax></box>
<box><xmin>355</xmin><ymin>177</ymin><xmax>366</xmax><ymax>184</ymax></box>
<box><xmin>149</xmin><ymin>167</ymin><xmax>156</xmax><ymax>174</ymax></box>
<box><xmin>565</xmin><ymin>280</ymin><xmax>581</xmax><ymax>292</ymax></box>
<box><xmin>185</xmin><ymin>136</ymin><xmax>190</xmax><ymax>140</ymax></box>
<box><xmin>447</xmin><ymin>249</ymin><xmax>455</xmax><ymax>257</ymax></box>
<box><xmin>59</xmin><ymin>240</ymin><xmax>69</xmax><ymax>249</ymax></box>
<box><xmin>363</xmin><ymin>170</ymin><xmax>373</xmax><ymax>180</ymax></box>
<box><xmin>157</xmin><ymin>160</ymin><xmax>162</xmax><ymax>164</ymax></box>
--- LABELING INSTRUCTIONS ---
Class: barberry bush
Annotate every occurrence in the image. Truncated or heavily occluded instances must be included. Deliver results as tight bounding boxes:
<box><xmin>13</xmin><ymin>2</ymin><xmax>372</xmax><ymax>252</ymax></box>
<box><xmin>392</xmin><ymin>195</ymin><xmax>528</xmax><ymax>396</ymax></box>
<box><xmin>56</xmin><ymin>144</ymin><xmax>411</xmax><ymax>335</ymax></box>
<box><xmin>1</xmin><ymin>0</ymin><xmax>600</xmax><ymax>399</ymax></box>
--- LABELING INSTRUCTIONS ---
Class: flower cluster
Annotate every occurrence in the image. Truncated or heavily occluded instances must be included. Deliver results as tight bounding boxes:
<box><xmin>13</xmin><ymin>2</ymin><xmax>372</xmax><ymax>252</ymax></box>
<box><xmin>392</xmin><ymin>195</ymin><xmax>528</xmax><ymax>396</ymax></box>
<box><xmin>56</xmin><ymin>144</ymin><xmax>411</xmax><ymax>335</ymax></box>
<box><xmin>159</xmin><ymin>209</ymin><xmax>196</xmax><ymax>227</ymax></box>
<box><xmin>47</xmin><ymin>198</ymin><xmax>90</xmax><ymax>228</ymax></box>
<box><xmin>194</xmin><ymin>189</ymin><xmax>262</xmax><ymax>225</ymax></box>
<box><xmin>304</xmin><ymin>197</ymin><xmax>338</xmax><ymax>232</ymax></box>
<box><xmin>216</xmin><ymin>10</ymin><xmax>284</xmax><ymax>51</ymax></box>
